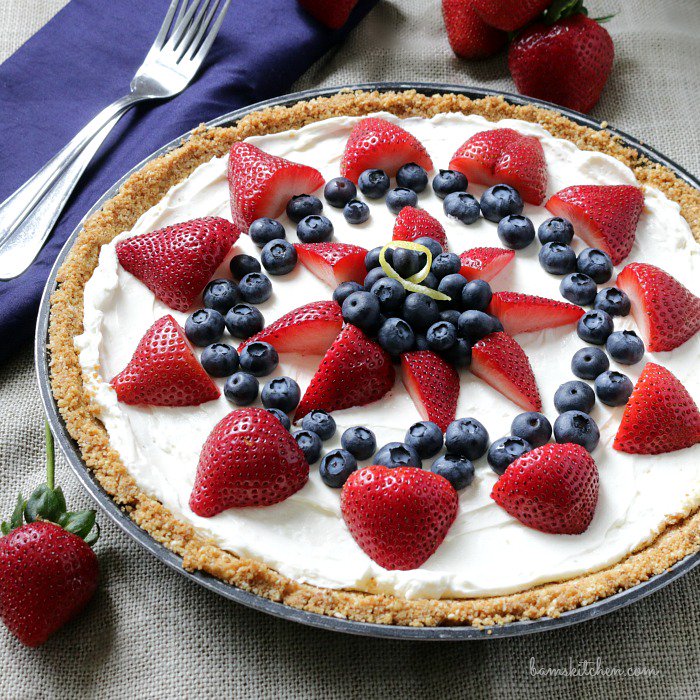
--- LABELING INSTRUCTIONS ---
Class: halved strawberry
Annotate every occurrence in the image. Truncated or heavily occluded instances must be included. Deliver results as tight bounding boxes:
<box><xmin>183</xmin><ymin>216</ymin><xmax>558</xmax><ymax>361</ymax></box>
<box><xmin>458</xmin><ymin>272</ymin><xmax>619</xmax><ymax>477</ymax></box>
<box><xmin>298</xmin><ymin>0</ymin><xmax>359</xmax><ymax>29</ymax></box>
<box><xmin>116</xmin><ymin>217</ymin><xmax>237</xmax><ymax>312</ymax></box>
<box><xmin>459</xmin><ymin>247</ymin><xmax>515</xmax><ymax>282</ymax></box>
<box><xmin>111</xmin><ymin>315</ymin><xmax>219</xmax><ymax>406</ymax></box>
<box><xmin>616</xmin><ymin>262</ymin><xmax>700</xmax><ymax>352</ymax></box>
<box><xmin>294</xmin><ymin>324</ymin><xmax>395</xmax><ymax>421</ymax></box>
<box><xmin>400</xmin><ymin>351</ymin><xmax>460</xmax><ymax>431</ymax></box>
<box><xmin>238</xmin><ymin>301</ymin><xmax>342</xmax><ymax>353</ymax></box>
<box><xmin>546</xmin><ymin>185</ymin><xmax>644</xmax><ymax>266</ymax></box>
<box><xmin>341</xmin><ymin>466</ymin><xmax>458</xmax><ymax>570</ymax></box>
<box><xmin>189</xmin><ymin>408</ymin><xmax>308</xmax><ymax>515</ymax></box>
<box><xmin>449</xmin><ymin>128</ymin><xmax>547</xmax><ymax>205</ymax></box>
<box><xmin>470</xmin><ymin>332</ymin><xmax>541</xmax><ymax>411</ymax></box>
<box><xmin>393</xmin><ymin>207</ymin><xmax>448</xmax><ymax>250</ymax></box>
<box><xmin>613</xmin><ymin>362</ymin><xmax>700</xmax><ymax>455</ymax></box>
<box><xmin>488</xmin><ymin>291</ymin><xmax>584</xmax><ymax>335</ymax></box>
<box><xmin>228</xmin><ymin>142</ymin><xmax>324</xmax><ymax>233</ymax></box>
<box><xmin>491</xmin><ymin>443</ymin><xmax>599</xmax><ymax>535</ymax></box>
<box><xmin>340</xmin><ymin>117</ymin><xmax>434</xmax><ymax>183</ymax></box>
<box><xmin>295</xmin><ymin>242</ymin><xmax>368</xmax><ymax>288</ymax></box>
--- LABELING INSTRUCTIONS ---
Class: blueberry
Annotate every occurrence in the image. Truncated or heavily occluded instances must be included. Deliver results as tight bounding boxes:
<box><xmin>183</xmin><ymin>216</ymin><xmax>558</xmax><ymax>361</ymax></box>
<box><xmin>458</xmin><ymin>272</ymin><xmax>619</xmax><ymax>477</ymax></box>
<box><xmin>458</xmin><ymin>310</ymin><xmax>494</xmax><ymax>341</ymax></box>
<box><xmin>431</xmin><ymin>252</ymin><xmax>462</xmax><ymax>279</ymax></box>
<box><xmin>577</xmin><ymin>309</ymin><xmax>614</xmax><ymax>345</ymax></box>
<box><xmin>443</xmin><ymin>337</ymin><xmax>472</xmax><ymax>368</ymax></box>
<box><xmin>403</xmin><ymin>293</ymin><xmax>440</xmax><ymax>333</ymax></box>
<box><xmin>358</xmin><ymin>169</ymin><xmax>390</xmax><ymax>199</ymax></box>
<box><xmin>261</xmin><ymin>239</ymin><xmax>297</xmax><ymax>275</ymax></box>
<box><xmin>200</xmin><ymin>343</ymin><xmax>239</xmax><ymax>377</ymax></box>
<box><xmin>341</xmin><ymin>426</ymin><xmax>377</xmax><ymax>461</ymax></box>
<box><xmin>378</xmin><ymin>317</ymin><xmax>415</xmax><ymax>355</ymax></box>
<box><xmin>363</xmin><ymin>267</ymin><xmax>388</xmax><ymax>290</ymax></box>
<box><xmin>333</xmin><ymin>281</ymin><xmax>364</xmax><ymax>305</ymax></box>
<box><xmin>426</xmin><ymin>321</ymin><xmax>457</xmax><ymax>352</ymax></box>
<box><xmin>371</xmin><ymin>278</ymin><xmax>406</xmax><ymax>312</ymax></box>
<box><xmin>319</xmin><ymin>449</ymin><xmax>358</xmax><ymax>487</ymax></box>
<box><xmin>487</xmin><ymin>436</ymin><xmax>532</xmax><ymax>476</ymax></box>
<box><xmin>365</xmin><ymin>246</ymin><xmax>392</xmax><ymax>270</ymax></box>
<box><xmin>342</xmin><ymin>291</ymin><xmax>381</xmax><ymax>334</ymax></box>
<box><xmin>225</xmin><ymin>303</ymin><xmax>265</xmax><ymax>339</ymax></box>
<box><xmin>386</xmin><ymin>187</ymin><xmax>418</xmax><ymax>214</ymax></box>
<box><xmin>538</xmin><ymin>217</ymin><xmax>574</xmax><ymax>245</ymax></box>
<box><xmin>392</xmin><ymin>248</ymin><xmax>424</xmax><ymax>278</ymax></box>
<box><xmin>374</xmin><ymin>442</ymin><xmax>422</xmax><ymax>469</ymax></box>
<box><xmin>229</xmin><ymin>253</ymin><xmax>261</xmax><ymax>280</ymax></box>
<box><xmin>571</xmin><ymin>347</ymin><xmax>610</xmax><ymax>379</ymax></box>
<box><xmin>432</xmin><ymin>169</ymin><xmax>468</xmax><ymax>199</ymax></box>
<box><xmin>185</xmin><ymin>309</ymin><xmax>225</xmax><ymax>347</ymax></box>
<box><xmin>396</xmin><ymin>162</ymin><xmax>429</xmax><ymax>192</ymax></box>
<box><xmin>554</xmin><ymin>380</ymin><xmax>596</xmax><ymax>414</ymax></box>
<box><xmin>511</xmin><ymin>412</ymin><xmax>552</xmax><ymax>448</ymax></box>
<box><xmin>595</xmin><ymin>370</ymin><xmax>634</xmax><ymax>407</ymax></box>
<box><xmin>490</xmin><ymin>315</ymin><xmax>504</xmax><ymax>332</ymax></box>
<box><xmin>576</xmin><ymin>248</ymin><xmax>613</xmax><ymax>284</ymax></box>
<box><xmin>539</xmin><ymin>242</ymin><xmax>576</xmax><ymax>275</ymax></box>
<box><xmin>554</xmin><ymin>410</ymin><xmax>600</xmax><ymax>452</ymax></box>
<box><xmin>594</xmin><ymin>287</ymin><xmax>631</xmax><ymax>317</ymax></box>
<box><xmin>440</xmin><ymin>309</ymin><xmax>461</xmax><ymax>326</ymax></box>
<box><xmin>249</xmin><ymin>217</ymin><xmax>285</xmax><ymax>247</ymax></box>
<box><xmin>497</xmin><ymin>215</ymin><xmax>535</xmax><ymax>250</ymax></box>
<box><xmin>286</xmin><ymin>194</ymin><xmax>322</xmax><ymax>223</ymax></box>
<box><xmin>445</xmin><ymin>418</ymin><xmax>489</xmax><ymax>460</ymax></box>
<box><xmin>461</xmin><ymin>280</ymin><xmax>492</xmax><ymax>312</ymax></box>
<box><xmin>414</xmin><ymin>334</ymin><xmax>430</xmax><ymax>351</ymax></box>
<box><xmin>301</xmin><ymin>410</ymin><xmax>337</xmax><ymax>441</ymax></box>
<box><xmin>224</xmin><ymin>372</ymin><xmax>259</xmax><ymax>406</ymax></box>
<box><xmin>437</xmin><ymin>273</ymin><xmax>468</xmax><ymax>307</ymax></box>
<box><xmin>479</xmin><ymin>184</ymin><xmax>523</xmax><ymax>222</ymax></box>
<box><xmin>203</xmin><ymin>279</ymin><xmax>240</xmax><ymax>314</ymax></box>
<box><xmin>405</xmin><ymin>421</ymin><xmax>444</xmax><ymax>459</ymax></box>
<box><xmin>443</xmin><ymin>192</ymin><xmax>480</xmax><ymax>224</ymax></box>
<box><xmin>238</xmin><ymin>272</ymin><xmax>272</xmax><ymax>304</ymax></box>
<box><xmin>430</xmin><ymin>454</ymin><xmax>475</xmax><ymax>490</ymax></box>
<box><xmin>267</xmin><ymin>407</ymin><xmax>291</xmax><ymax>430</ymax></box>
<box><xmin>414</xmin><ymin>236</ymin><xmax>443</xmax><ymax>259</ymax></box>
<box><xmin>606</xmin><ymin>330</ymin><xmax>645</xmax><ymax>365</ymax></box>
<box><xmin>422</xmin><ymin>272</ymin><xmax>439</xmax><ymax>290</ymax></box>
<box><xmin>238</xmin><ymin>341</ymin><xmax>279</xmax><ymax>376</ymax></box>
<box><xmin>560</xmin><ymin>273</ymin><xmax>597</xmax><ymax>306</ymax></box>
<box><xmin>343</xmin><ymin>200</ymin><xmax>370</xmax><ymax>225</ymax></box>
<box><xmin>297</xmin><ymin>215</ymin><xmax>333</xmax><ymax>243</ymax></box>
<box><xmin>261</xmin><ymin>376</ymin><xmax>301</xmax><ymax>413</ymax></box>
<box><xmin>294</xmin><ymin>430</ymin><xmax>322</xmax><ymax>464</ymax></box>
<box><xmin>324</xmin><ymin>177</ymin><xmax>357</xmax><ymax>207</ymax></box>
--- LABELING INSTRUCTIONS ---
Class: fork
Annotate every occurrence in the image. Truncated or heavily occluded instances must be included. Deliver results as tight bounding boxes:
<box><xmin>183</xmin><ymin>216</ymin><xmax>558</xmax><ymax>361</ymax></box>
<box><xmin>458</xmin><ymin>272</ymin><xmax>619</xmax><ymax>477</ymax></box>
<box><xmin>0</xmin><ymin>0</ymin><xmax>231</xmax><ymax>280</ymax></box>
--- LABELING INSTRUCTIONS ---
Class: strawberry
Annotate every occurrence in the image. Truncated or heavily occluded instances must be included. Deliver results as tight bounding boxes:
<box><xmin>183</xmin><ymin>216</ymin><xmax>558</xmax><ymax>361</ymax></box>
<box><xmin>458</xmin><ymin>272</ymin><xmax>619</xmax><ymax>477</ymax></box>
<box><xmin>470</xmin><ymin>332</ymin><xmax>542</xmax><ymax>411</ymax></box>
<box><xmin>508</xmin><ymin>14</ymin><xmax>614</xmax><ymax>114</ymax></box>
<box><xmin>449</xmin><ymin>128</ymin><xmax>547</xmax><ymax>205</ymax></box>
<box><xmin>488</xmin><ymin>291</ymin><xmax>584</xmax><ymax>335</ymax></box>
<box><xmin>393</xmin><ymin>207</ymin><xmax>448</xmax><ymax>250</ymax></box>
<box><xmin>441</xmin><ymin>0</ymin><xmax>508</xmax><ymax>60</ymax></box>
<box><xmin>341</xmin><ymin>466</ymin><xmax>458</xmax><ymax>570</ymax></box>
<box><xmin>228</xmin><ymin>142</ymin><xmax>324</xmax><ymax>233</ymax></box>
<box><xmin>613</xmin><ymin>362</ymin><xmax>700</xmax><ymax>455</ymax></box>
<box><xmin>459</xmin><ymin>247</ymin><xmax>515</xmax><ymax>282</ymax></box>
<box><xmin>616</xmin><ymin>263</ymin><xmax>700</xmax><ymax>352</ymax></box>
<box><xmin>340</xmin><ymin>117</ymin><xmax>434</xmax><ymax>183</ymax></box>
<box><xmin>295</xmin><ymin>242</ymin><xmax>368</xmax><ymax>288</ymax></box>
<box><xmin>294</xmin><ymin>324</ymin><xmax>395</xmax><ymax>421</ymax></box>
<box><xmin>111</xmin><ymin>315</ymin><xmax>219</xmax><ymax>406</ymax></box>
<box><xmin>298</xmin><ymin>0</ymin><xmax>359</xmax><ymax>29</ymax></box>
<box><xmin>546</xmin><ymin>185</ymin><xmax>644</xmax><ymax>266</ymax></box>
<box><xmin>400</xmin><ymin>351</ymin><xmax>460</xmax><ymax>431</ymax></box>
<box><xmin>491</xmin><ymin>443</ymin><xmax>599</xmax><ymax>535</ymax></box>
<box><xmin>471</xmin><ymin>0</ymin><xmax>551</xmax><ymax>32</ymax></box>
<box><xmin>238</xmin><ymin>301</ymin><xmax>342</xmax><ymax>354</ymax></box>
<box><xmin>116</xmin><ymin>217</ymin><xmax>238</xmax><ymax>312</ymax></box>
<box><xmin>189</xmin><ymin>408</ymin><xmax>309</xmax><ymax>516</ymax></box>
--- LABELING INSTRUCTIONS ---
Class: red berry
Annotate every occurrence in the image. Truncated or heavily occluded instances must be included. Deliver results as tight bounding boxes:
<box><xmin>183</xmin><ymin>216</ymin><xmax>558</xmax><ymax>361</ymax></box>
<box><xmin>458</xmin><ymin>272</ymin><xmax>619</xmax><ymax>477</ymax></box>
<box><xmin>488</xmin><ymin>292</ymin><xmax>584</xmax><ymax>335</ymax></box>
<box><xmin>298</xmin><ymin>0</ymin><xmax>359</xmax><ymax>29</ymax></box>
<box><xmin>471</xmin><ymin>0</ymin><xmax>550</xmax><ymax>32</ymax></box>
<box><xmin>393</xmin><ymin>207</ymin><xmax>448</xmax><ymax>251</ymax></box>
<box><xmin>459</xmin><ymin>247</ymin><xmax>515</xmax><ymax>282</ymax></box>
<box><xmin>295</xmin><ymin>242</ymin><xmax>368</xmax><ymax>288</ymax></box>
<box><xmin>441</xmin><ymin>0</ymin><xmax>508</xmax><ymax>60</ymax></box>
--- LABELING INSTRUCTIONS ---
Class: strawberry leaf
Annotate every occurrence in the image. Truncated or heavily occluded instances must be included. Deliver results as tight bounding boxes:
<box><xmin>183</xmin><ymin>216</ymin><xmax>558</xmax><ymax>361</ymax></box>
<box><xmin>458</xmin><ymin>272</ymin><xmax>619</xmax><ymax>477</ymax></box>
<box><xmin>545</xmin><ymin>0</ymin><xmax>586</xmax><ymax>24</ymax></box>
<box><xmin>24</xmin><ymin>484</ymin><xmax>65</xmax><ymax>524</ymax></box>
<box><xmin>58</xmin><ymin>509</ymin><xmax>97</xmax><ymax>540</ymax></box>
<box><xmin>1</xmin><ymin>493</ymin><xmax>27</xmax><ymax>535</ymax></box>
<box><xmin>83</xmin><ymin>521</ymin><xmax>101</xmax><ymax>547</ymax></box>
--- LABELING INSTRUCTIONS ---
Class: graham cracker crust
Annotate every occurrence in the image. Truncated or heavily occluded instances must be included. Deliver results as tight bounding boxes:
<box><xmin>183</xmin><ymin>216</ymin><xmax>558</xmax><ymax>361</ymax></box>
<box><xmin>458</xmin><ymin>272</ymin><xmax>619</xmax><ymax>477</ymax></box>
<box><xmin>48</xmin><ymin>89</ymin><xmax>700</xmax><ymax>627</ymax></box>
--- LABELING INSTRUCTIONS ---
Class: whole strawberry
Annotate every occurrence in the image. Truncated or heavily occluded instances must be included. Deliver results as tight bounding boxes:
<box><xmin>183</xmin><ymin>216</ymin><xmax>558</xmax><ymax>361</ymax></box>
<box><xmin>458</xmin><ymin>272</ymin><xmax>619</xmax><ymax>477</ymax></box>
<box><xmin>471</xmin><ymin>0</ymin><xmax>551</xmax><ymax>32</ymax></box>
<box><xmin>442</xmin><ymin>0</ymin><xmax>508</xmax><ymax>60</ymax></box>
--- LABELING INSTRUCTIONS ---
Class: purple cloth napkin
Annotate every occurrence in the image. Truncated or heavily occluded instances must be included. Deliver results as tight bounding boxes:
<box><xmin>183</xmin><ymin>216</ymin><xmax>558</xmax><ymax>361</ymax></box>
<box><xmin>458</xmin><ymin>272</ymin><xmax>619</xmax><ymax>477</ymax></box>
<box><xmin>0</xmin><ymin>0</ymin><xmax>377</xmax><ymax>363</ymax></box>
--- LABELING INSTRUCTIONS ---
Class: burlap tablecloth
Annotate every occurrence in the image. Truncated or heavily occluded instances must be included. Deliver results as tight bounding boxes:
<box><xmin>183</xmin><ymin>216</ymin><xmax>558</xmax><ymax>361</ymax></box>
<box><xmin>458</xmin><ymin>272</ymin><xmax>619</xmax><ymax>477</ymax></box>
<box><xmin>1</xmin><ymin>1</ymin><xmax>698</xmax><ymax>697</ymax></box>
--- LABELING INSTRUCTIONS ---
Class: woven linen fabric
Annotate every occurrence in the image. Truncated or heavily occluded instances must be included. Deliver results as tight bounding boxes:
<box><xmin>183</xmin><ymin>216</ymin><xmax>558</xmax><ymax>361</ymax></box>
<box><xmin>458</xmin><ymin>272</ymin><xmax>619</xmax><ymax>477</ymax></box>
<box><xmin>1</xmin><ymin>0</ymin><xmax>699</xmax><ymax>698</ymax></box>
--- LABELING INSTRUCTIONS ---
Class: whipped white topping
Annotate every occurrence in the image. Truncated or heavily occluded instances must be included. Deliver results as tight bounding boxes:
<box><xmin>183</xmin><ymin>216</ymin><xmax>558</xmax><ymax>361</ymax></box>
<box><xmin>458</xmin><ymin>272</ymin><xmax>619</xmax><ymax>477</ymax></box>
<box><xmin>76</xmin><ymin>113</ymin><xmax>700</xmax><ymax>599</ymax></box>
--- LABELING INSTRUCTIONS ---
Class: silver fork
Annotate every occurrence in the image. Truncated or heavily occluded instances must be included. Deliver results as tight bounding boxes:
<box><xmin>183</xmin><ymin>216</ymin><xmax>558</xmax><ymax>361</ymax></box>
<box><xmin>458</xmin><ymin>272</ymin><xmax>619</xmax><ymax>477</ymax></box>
<box><xmin>0</xmin><ymin>0</ymin><xmax>231</xmax><ymax>280</ymax></box>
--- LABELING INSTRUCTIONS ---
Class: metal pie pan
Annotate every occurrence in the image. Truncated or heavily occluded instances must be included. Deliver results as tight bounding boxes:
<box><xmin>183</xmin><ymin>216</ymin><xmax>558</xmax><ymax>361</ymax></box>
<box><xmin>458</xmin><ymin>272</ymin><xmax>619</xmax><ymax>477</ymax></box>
<box><xmin>35</xmin><ymin>82</ymin><xmax>700</xmax><ymax>640</ymax></box>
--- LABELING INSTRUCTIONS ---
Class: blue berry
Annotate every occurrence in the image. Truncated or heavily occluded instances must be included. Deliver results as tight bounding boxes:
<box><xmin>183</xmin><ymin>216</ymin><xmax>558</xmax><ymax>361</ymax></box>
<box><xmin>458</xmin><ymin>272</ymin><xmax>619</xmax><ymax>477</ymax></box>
<box><xmin>386</xmin><ymin>187</ymin><xmax>418</xmax><ymax>214</ymax></box>
<box><xmin>238</xmin><ymin>341</ymin><xmax>279</xmax><ymax>377</ymax></box>
<box><xmin>203</xmin><ymin>279</ymin><xmax>240</xmax><ymax>314</ymax></box>
<box><xmin>414</xmin><ymin>236</ymin><xmax>443</xmax><ymax>259</ymax></box>
<box><xmin>490</xmin><ymin>315</ymin><xmax>504</xmax><ymax>332</ymax></box>
<box><xmin>445</xmin><ymin>418</ymin><xmax>489</xmax><ymax>460</ymax></box>
<box><xmin>422</xmin><ymin>272</ymin><xmax>439</xmax><ymax>290</ymax></box>
<box><xmin>554</xmin><ymin>411</ymin><xmax>600</xmax><ymax>452</ymax></box>
<box><xmin>538</xmin><ymin>242</ymin><xmax>576</xmax><ymax>275</ymax></box>
<box><xmin>497</xmin><ymin>215</ymin><xmax>535</xmax><ymax>250</ymax></box>
<box><xmin>200</xmin><ymin>343</ymin><xmax>239</xmax><ymax>377</ymax></box>
<box><xmin>342</xmin><ymin>291</ymin><xmax>381</xmax><ymax>334</ymax></box>
<box><xmin>286</xmin><ymin>194</ymin><xmax>322</xmax><ymax>223</ymax></box>
<box><xmin>443</xmin><ymin>192</ymin><xmax>480</xmax><ymax>224</ymax></box>
<box><xmin>378</xmin><ymin>317</ymin><xmax>415</xmax><ymax>355</ymax></box>
<box><xmin>571</xmin><ymin>347</ymin><xmax>610</xmax><ymax>379</ymax></box>
<box><xmin>595</xmin><ymin>370</ymin><xmax>634</xmax><ymax>407</ymax></box>
<box><xmin>343</xmin><ymin>199</ymin><xmax>370</xmax><ymax>225</ymax></box>
<box><xmin>440</xmin><ymin>309</ymin><xmax>462</xmax><ymax>326</ymax></box>
<box><xmin>554</xmin><ymin>380</ymin><xmax>596</xmax><ymax>414</ymax></box>
<box><xmin>249</xmin><ymin>217</ymin><xmax>285</xmax><ymax>247</ymax></box>
<box><xmin>577</xmin><ymin>248</ymin><xmax>613</xmax><ymax>284</ymax></box>
<box><xmin>443</xmin><ymin>337</ymin><xmax>472</xmax><ymax>367</ymax></box>
<box><xmin>225</xmin><ymin>303</ymin><xmax>265</xmax><ymax>339</ymax></box>
<box><xmin>414</xmin><ymin>334</ymin><xmax>430</xmax><ymax>351</ymax></box>
<box><xmin>437</xmin><ymin>273</ymin><xmax>468</xmax><ymax>307</ymax></box>
<box><xmin>224</xmin><ymin>372</ymin><xmax>259</xmax><ymax>405</ymax></box>
<box><xmin>431</xmin><ymin>252</ymin><xmax>461</xmax><ymax>279</ymax></box>
<box><xmin>432</xmin><ymin>169</ymin><xmax>468</xmax><ymax>199</ymax></box>
<box><xmin>324</xmin><ymin>177</ymin><xmax>357</xmax><ymax>207</ymax></box>
<box><xmin>261</xmin><ymin>239</ymin><xmax>297</xmax><ymax>275</ymax></box>
<box><xmin>461</xmin><ymin>280</ymin><xmax>492</xmax><ymax>312</ymax></box>
<box><xmin>185</xmin><ymin>308</ymin><xmax>225</xmax><ymax>346</ymax></box>
<box><xmin>397</xmin><ymin>162</ymin><xmax>429</xmax><ymax>192</ymax></box>
<box><xmin>341</xmin><ymin>426</ymin><xmax>377</xmax><ymax>461</ymax></box>
<box><xmin>261</xmin><ymin>376</ymin><xmax>301</xmax><ymax>413</ymax></box>
<box><xmin>229</xmin><ymin>253</ymin><xmax>261</xmax><ymax>280</ymax></box>
<box><xmin>374</xmin><ymin>442</ymin><xmax>422</xmax><ymax>469</ymax></box>
<box><xmin>363</xmin><ymin>267</ymin><xmax>388</xmax><ymax>290</ymax></box>
<box><xmin>538</xmin><ymin>217</ymin><xmax>574</xmax><ymax>245</ymax></box>
<box><xmin>405</xmin><ymin>421</ymin><xmax>444</xmax><ymax>459</ymax></box>
<box><xmin>457</xmin><ymin>310</ymin><xmax>494</xmax><ymax>341</ymax></box>
<box><xmin>267</xmin><ymin>407</ymin><xmax>291</xmax><ymax>430</ymax></box>
<box><xmin>487</xmin><ymin>436</ymin><xmax>531</xmax><ymax>476</ymax></box>
<box><xmin>594</xmin><ymin>287</ymin><xmax>631</xmax><ymax>317</ymax></box>
<box><xmin>294</xmin><ymin>430</ymin><xmax>322</xmax><ymax>464</ymax></box>
<box><xmin>319</xmin><ymin>449</ymin><xmax>358</xmax><ymax>487</ymax></box>
<box><xmin>560</xmin><ymin>273</ymin><xmax>597</xmax><ymax>306</ymax></box>
<box><xmin>392</xmin><ymin>248</ymin><xmax>424</xmax><ymax>278</ymax></box>
<box><xmin>430</xmin><ymin>454</ymin><xmax>474</xmax><ymax>490</ymax></box>
<box><xmin>297</xmin><ymin>214</ymin><xmax>333</xmax><ymax>243</ymax></box>
<box><xmin>577</xmin><ymin>309</ymin><xmax>614</xmax><ymax>345</ymax></box>
<box><xmin>301</xmin><ymin>410</ymin><xmax>337</xmax><ymax>441</ymax></box>
<box><xmin>238</xmin><ymin>272</ymin><xmax>272</xmax><ymax>304</ymax></box>
<box><xmin>606</xmin><ymin>330</ymin><xmax>645</xmax><ymax>365</ymax></box>
<box><xmin>426</xmin><ymin>321</ymin><xmax>457</xmax><ymax>352</ymax></box>
<box><xmin>365</xmin><ymin>246</ymin><xmax>392</xmax><ymax>270</ymax></box>
<box><xmin>510</xmin><ymin>412</ymin><xmax>552</xmax><ymax>448</ymax></box>
<box><xmin>371</xmin><ymin>278</ymin><xmax>406</xmax><ymax>312</ymax></box>
<box><xmin>333</xmin><ymin>281</ymin><xmax>364</xmax><ymax>305</ymax></box>
<box><xmin>403</xmin><ymin>293</ymin><xmax>440</xmax><ymax>333</ymax></box>
<box><xmin>479</xmin><ymin>184</ymin><xmax>523</xmax><ymax>222</ymax></box>
<box><xmin>358</xmin><ymin>169</ymin><xmax>390</xmax><ymax>198</ymax></box>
